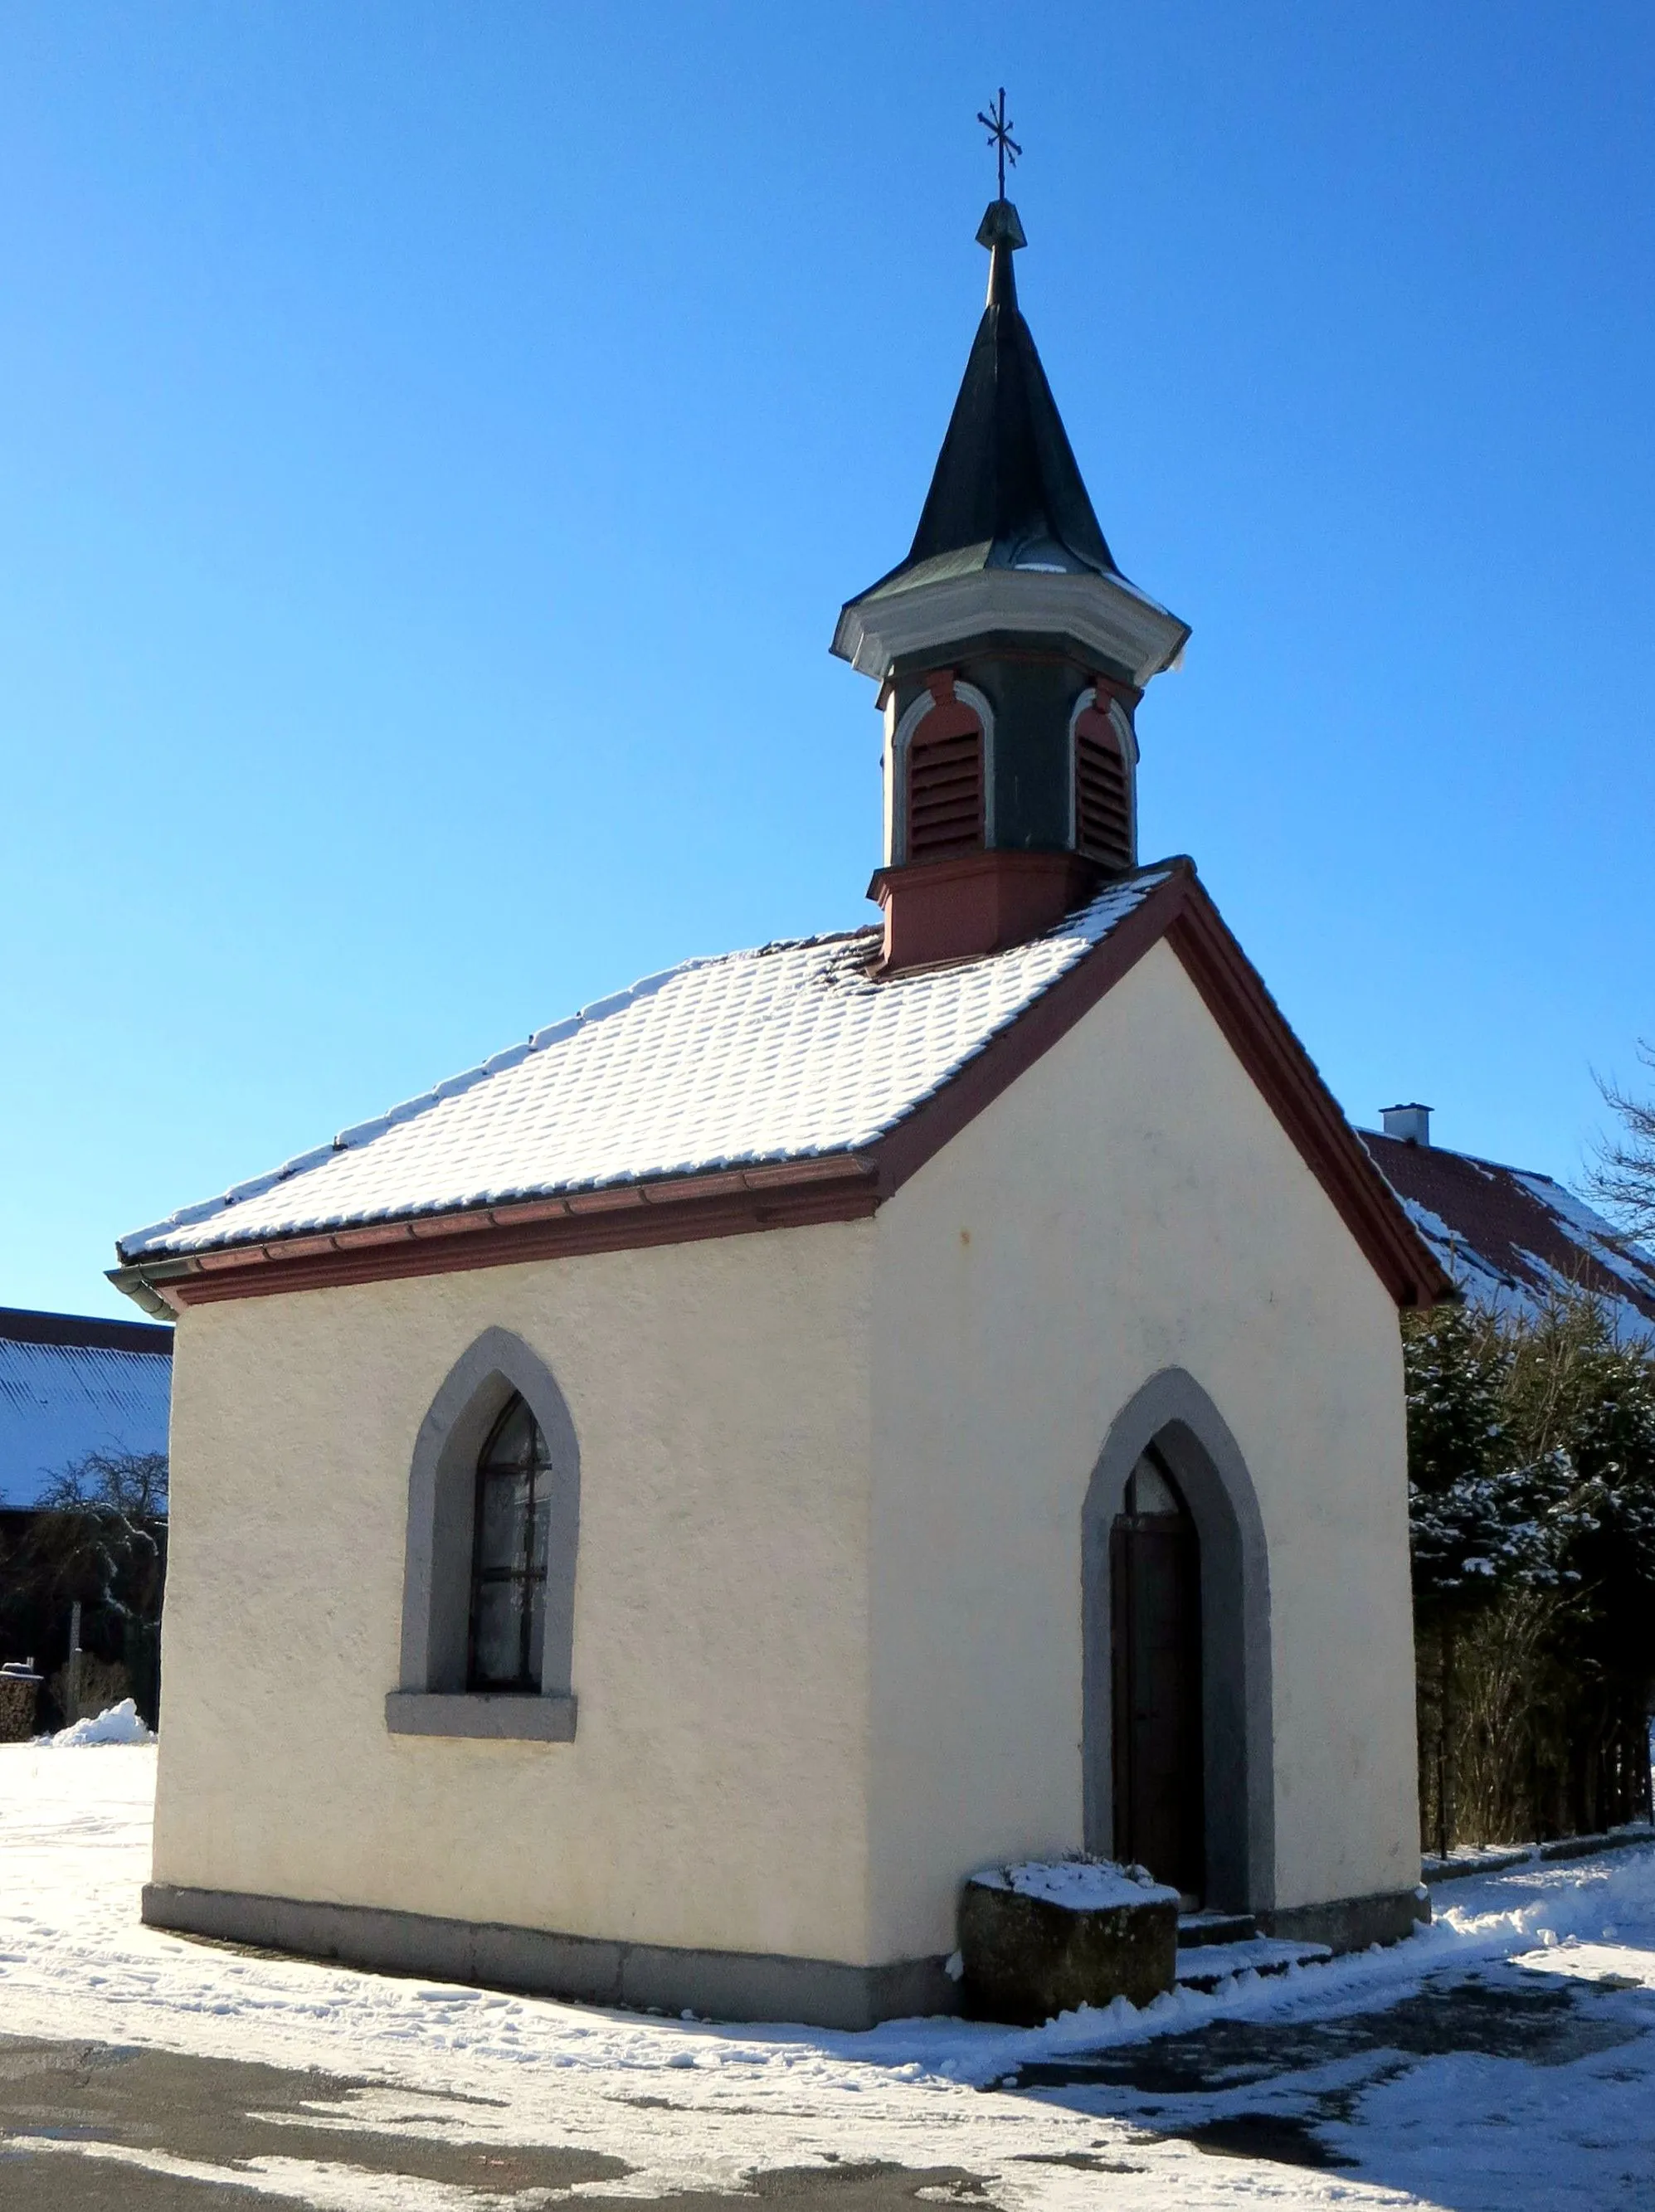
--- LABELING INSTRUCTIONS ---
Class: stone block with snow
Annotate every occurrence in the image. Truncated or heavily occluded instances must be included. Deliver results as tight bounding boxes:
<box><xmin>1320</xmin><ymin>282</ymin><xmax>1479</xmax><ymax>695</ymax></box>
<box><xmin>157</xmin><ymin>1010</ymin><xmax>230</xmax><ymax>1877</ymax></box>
<box><xmin>959</xmin><ymin>1860</ymin><xmax>1179</xmax><ymax>2025</ymax></box>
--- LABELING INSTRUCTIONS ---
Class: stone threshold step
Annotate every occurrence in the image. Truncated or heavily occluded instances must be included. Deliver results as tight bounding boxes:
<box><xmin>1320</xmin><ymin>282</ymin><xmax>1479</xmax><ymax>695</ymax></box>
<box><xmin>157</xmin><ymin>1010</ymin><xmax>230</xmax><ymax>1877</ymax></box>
<box><xmin>1176</xmin><ymin>1910</ymin><xmax>1258</xmax><ymax>1948</ymax></box>
<box><xmin>1175</xmin><ymin>1935</ymin><xmax>1331</xmax><ymax>1992</ymax></box>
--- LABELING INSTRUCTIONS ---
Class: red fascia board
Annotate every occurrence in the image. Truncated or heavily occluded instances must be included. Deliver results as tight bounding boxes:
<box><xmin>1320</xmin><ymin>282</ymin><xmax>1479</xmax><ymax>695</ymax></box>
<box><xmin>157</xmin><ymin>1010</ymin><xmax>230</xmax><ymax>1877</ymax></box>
<box><xmin>128</xmin><ymin>1159</ymin><xmax>880</xmax><ymax>1311</ymax></box>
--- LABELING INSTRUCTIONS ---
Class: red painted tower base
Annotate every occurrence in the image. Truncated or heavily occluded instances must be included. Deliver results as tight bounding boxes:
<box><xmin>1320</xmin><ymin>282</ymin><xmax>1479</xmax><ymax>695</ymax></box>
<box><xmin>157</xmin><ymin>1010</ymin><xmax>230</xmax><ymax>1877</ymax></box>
<box><xmin>869</xmin><ymin>850</ymin><xmax>1108</xmax><ymax>973</ymax></box>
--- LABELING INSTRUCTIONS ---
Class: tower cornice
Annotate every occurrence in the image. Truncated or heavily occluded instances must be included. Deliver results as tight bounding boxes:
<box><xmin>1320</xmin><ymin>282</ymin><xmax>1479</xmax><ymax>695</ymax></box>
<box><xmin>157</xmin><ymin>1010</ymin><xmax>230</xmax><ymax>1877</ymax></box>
<box><xmin>833</xmin><ymin>564</ymin><xmax>1187</xmax><ymax>689</ymax></box>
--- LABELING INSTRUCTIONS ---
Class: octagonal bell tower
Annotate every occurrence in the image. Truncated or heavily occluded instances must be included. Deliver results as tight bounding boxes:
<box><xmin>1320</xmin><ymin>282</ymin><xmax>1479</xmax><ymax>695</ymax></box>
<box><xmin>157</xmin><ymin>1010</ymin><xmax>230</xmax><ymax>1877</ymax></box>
<box><xmin>833</xmin><ymin>198</ymin><xmax>1189</xmax><ymax>971</ymax></box>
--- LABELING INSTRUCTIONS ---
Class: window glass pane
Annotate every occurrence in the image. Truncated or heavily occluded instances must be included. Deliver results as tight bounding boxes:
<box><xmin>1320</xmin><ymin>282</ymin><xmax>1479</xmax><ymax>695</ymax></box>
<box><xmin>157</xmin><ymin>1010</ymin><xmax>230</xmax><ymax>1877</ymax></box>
<box><xmin>527</xmin><ymin>1486</ymin><xmax>550</xmax><ymax>1575</ymax></box>
<box><xmin>1131</xmin><ymin>1453</ymin><xmax>1183</xmax><ymax>1516</ymax></box>
<box><xmin>477</xmin><ymin>1467</ymin><xmax>530</xmax><ymax>1573</ymax></box>
<box><xmin>468</xmin><ymin>1392</ymin><xmax>556</xmax><ymax>1693</ymax></box>
<box><xmin>472</xmin><ymin>1581</ymin><xmax>523</xmax><ymax>1686</ymax></box>
<box><xmin>482</xmin><ymin>1398</ymin><xmax>538</xmax><ymax>1472</ymax></box>
<box><xmin>526</xmin><ymin>1573</ymin><xmax>548</xmax><ymax>1685</ymax></box>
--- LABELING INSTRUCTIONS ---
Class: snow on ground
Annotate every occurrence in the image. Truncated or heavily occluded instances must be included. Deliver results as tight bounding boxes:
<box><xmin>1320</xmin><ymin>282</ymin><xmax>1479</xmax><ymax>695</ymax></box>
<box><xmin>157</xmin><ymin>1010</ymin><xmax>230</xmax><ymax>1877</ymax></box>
<box><xmin>2</xmin><ymin>1743</ymin><xmax>1655</xmax><ymax>2210</ymax></box>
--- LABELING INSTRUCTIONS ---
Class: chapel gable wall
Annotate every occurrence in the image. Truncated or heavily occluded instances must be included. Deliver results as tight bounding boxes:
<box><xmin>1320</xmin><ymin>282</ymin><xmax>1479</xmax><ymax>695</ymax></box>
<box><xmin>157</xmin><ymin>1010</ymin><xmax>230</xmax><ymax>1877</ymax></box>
<box><xmin>866</xmin><ymin>938</ymin><xmax>1418</xmax><ymax>1957</ymax></box>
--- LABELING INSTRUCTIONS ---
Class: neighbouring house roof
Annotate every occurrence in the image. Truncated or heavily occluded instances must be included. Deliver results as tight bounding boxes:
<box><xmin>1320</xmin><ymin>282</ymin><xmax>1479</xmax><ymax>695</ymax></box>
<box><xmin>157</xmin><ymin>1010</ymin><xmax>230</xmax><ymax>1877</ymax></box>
<box><xmin>112</xmin><ymin>862</ymin><xmax>1448</xmax><ymax>1316</ymax></box>
<box><xmin>1361</xmin><ymin>1131</ymin><xmax>1655</xmax><ymax>1344</ymax></box>
<box><xmin>0</xmin><ymin>1307</ymin><xmax>173</xmax><ymax>1511</ymax></box>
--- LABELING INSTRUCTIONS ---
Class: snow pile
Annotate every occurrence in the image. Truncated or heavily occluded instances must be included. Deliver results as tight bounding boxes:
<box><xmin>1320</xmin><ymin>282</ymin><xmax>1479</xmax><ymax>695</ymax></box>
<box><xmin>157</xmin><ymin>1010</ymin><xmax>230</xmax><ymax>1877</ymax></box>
<box><xmin>969</xmin><ymin>1855</ymin><xmax>1180</xmax><ymax>1908</ymax></box>
<box><xmin>46</xmin><ymin>1699</ymin><xmax>155</xmax><ymax>1748</ymax></box>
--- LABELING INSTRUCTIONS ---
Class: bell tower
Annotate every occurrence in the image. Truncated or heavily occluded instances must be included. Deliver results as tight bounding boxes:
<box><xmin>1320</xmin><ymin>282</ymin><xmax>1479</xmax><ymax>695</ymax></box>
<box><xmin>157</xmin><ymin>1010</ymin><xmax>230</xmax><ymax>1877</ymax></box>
<box><xmin>832</xmin><ymin>196</ymin><xmax>1189</xmax><ymax>971</ymax></box>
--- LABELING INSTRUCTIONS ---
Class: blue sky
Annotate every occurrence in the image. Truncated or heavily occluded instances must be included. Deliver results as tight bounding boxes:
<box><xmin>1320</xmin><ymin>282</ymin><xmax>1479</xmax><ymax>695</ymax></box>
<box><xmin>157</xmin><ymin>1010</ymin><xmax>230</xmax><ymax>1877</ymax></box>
<box><xmin>2</xmin><ymin>2</ymin><xmax>1651</xmax><ymax>1318</ymax></box>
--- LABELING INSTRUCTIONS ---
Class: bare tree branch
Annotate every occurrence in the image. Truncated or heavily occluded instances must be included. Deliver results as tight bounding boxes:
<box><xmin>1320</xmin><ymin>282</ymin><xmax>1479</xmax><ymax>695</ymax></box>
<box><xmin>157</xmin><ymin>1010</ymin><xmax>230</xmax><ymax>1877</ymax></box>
<box><xmin>1587</xmin><ymin>1038</ymin><xmax>1655</xmax><ymax>1242</ymax></box>
<box><xmin>22</xmin><ymin>1450</ymin><xmax>168</xmax><ymax>1627</ymax></box>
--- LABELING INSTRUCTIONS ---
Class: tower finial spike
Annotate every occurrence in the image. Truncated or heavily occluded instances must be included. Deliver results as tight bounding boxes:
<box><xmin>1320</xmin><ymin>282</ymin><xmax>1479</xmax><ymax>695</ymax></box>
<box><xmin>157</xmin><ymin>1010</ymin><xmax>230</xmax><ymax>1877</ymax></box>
<box><xmin>975</xmin><ymin>196</ymin><xmax>1025</xmax><ymax>308</ymax></box>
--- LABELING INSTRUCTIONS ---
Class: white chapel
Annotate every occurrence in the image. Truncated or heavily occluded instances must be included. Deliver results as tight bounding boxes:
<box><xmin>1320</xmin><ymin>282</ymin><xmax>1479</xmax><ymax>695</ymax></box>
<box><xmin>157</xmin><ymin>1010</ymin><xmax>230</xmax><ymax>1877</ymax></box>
<box><xmin>115</xmin><ymin>189</ymin><xmax>1449</xmax><ymax>2028</ymax></box>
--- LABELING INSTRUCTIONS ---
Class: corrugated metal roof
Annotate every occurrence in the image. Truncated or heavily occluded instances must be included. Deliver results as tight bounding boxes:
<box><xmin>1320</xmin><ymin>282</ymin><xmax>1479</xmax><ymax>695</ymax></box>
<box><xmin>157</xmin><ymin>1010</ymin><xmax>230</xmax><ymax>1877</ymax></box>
<box><xmin>0</xmin><ymin>1315</ymin><xmax>173</xmax><ymax>1510</ymax></box>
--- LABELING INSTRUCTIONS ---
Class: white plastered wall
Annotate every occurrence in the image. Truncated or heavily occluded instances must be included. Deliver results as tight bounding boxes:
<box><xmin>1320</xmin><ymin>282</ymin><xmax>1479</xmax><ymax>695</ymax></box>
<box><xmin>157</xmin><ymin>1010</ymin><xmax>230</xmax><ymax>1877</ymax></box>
<box><xmin>153</xmin><ymin>1221</ymin><xmax>877</xmax><ymax>1965</ymax></box>
<box><xmin>866</xmin><ymin>938</ymin><xmax>1419</xmax><ymax>1960</ymax></box>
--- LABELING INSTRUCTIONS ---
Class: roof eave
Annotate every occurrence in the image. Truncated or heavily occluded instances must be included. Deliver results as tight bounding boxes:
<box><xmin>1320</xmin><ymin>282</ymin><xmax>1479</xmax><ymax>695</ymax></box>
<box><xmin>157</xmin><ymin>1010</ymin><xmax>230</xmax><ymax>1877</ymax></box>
<box><xmin>110</xmin><ymin>1155</ymin><xmax>883</xmax><ymax>1312</ymax></box>
<box><xmin>106</xmin><ymin>1265</ymin><xmax>192</xmax><ymax>1323</ymax></box>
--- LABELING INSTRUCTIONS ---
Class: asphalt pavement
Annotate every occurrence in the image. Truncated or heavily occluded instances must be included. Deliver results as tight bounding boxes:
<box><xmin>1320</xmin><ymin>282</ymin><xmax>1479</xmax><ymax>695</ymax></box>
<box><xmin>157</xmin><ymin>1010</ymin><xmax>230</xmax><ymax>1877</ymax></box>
<box><xmin>0</xmin><ymin>2032</ymin><xmax>998</xmax><ymax>2210</ymax></box>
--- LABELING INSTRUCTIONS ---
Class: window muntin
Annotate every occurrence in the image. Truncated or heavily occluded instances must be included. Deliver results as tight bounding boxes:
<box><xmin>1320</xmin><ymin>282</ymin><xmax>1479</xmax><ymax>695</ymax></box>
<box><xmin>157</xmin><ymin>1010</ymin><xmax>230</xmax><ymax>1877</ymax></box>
<box><xmin>468</xmin><ymin>1393</ymin><xmax>552</xmax><ymax>1692</ymax></box>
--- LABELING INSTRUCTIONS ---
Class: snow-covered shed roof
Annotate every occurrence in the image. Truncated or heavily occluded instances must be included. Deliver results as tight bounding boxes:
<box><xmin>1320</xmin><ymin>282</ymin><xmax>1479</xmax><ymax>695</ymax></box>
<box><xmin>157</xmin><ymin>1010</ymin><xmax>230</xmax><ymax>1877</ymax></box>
<box><xmin>113</xmin><ymin>862</ymin><xmax>1448</xmax><ymax>1316</ymax></box>
<box><xmin>1361</xmin><ymin>1131</ymin><xmax>1655</xmax><ymax>1344</ymax></box>
<box><xmin>0</xmin><ymin>1308</ymin><xmax>173</xmax><ymax>1511</ymax></box>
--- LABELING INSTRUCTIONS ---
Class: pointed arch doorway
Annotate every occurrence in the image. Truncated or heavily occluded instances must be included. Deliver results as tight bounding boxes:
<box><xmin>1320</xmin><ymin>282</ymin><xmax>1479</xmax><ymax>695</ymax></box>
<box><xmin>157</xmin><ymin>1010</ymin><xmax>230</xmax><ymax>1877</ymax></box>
<box><xmin>1110</xmin><ymin>1444</ymin><xmax>1205</xmax><ymax>1898</ymax></box>
<box><xmin>1086</xmin><ymin>1370</ymin><xmax>1274</xmax><ymax>1917</ymax></box>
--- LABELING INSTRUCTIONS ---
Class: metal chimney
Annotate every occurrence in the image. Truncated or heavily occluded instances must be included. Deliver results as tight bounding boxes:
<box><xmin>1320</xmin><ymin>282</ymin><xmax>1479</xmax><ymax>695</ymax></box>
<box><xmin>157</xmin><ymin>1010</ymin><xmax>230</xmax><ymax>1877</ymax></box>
<box><xmin>1380</xmin><ymin>1102</ymin><xmax>1432</xmax><ymax>1146</ymax></box>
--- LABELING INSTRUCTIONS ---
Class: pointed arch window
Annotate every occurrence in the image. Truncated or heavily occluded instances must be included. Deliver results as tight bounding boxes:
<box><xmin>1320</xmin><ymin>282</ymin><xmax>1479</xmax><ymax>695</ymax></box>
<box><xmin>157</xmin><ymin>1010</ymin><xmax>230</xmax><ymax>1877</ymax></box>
<box><xmin>387</xmin><ymin>1328</ymin><xmax>581</xmax><ymax>1742</ymax></box>
<box><xmin>1073</xmin><ymin>692</ymin><xmax>1134</xmax><ymax>870</ymax></box>
<box><xmin>469</xmin><ymin>1394</ymin><xmax>553</xmax><ymax>1692</ymax></box>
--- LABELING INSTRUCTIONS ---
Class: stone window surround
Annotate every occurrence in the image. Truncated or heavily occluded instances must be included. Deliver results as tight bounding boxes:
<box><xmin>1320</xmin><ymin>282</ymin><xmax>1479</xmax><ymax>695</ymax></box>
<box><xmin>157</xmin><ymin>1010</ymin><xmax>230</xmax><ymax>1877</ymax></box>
<box><xmin>387</xmin><ymin>1326</ymin><xmax>581</xmax><ymax>1744</ymax></box>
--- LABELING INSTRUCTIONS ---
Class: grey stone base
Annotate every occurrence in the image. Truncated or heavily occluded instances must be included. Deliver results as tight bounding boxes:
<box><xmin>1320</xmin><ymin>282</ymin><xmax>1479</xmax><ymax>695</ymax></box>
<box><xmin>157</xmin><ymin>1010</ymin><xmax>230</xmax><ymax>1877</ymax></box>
<box><xmin>1259</xmin><ymin>1885</ymin><xmax>1430</xmax><ymax>1954</ymax></box>
<box><xmin>140</xmin><ymin>1884</ymin><xmax>961</xmax><ymax>2031</ymax></box>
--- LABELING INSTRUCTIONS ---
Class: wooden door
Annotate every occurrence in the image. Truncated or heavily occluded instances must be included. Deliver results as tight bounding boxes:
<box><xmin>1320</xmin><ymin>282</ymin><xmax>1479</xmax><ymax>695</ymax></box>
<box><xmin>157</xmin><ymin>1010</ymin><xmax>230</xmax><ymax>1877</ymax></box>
<box><xmin>1111</xmin><ymin>1449</ymin><xmax>1205</xmax><ymax>1898</ymax></box>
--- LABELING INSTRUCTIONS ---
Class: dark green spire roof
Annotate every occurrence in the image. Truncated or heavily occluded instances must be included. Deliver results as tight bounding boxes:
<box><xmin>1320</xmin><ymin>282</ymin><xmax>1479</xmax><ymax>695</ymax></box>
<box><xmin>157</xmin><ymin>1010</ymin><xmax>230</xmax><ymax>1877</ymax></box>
<box><xmin>879</xmin><ymin>200</ymin><xmax>1119</xmax><ymax>593</ymax></box>
<box><xmin>832</xmin><ymin>200</ymin><xmax>1188</xmax><ymax>688</ymax></box>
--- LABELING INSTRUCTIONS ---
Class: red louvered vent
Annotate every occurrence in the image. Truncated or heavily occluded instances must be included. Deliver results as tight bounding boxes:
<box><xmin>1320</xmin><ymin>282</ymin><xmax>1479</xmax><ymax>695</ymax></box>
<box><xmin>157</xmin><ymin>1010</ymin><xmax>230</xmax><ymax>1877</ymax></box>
<box><xmin>907</xmin><ymin>700</ymin><xmax>984</xmax><ymax>862</ymax></box>
<box><xmin>1074</xmin><ymin>710</ymin><xmax>1132</xmax><ymax>868</ymax></box>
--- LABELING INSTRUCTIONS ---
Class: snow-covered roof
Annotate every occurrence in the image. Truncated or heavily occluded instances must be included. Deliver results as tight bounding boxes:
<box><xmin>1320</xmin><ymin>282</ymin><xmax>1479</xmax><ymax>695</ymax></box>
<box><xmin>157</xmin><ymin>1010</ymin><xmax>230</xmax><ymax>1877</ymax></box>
<box><xmin>1361</xmin><ymin>1132</ymin><xmax>1655</xmax><ymax>1344</ymax></box>
<box><xmin>0</xmin><ymin>1310</ymin><xmax>173</xmax><ymax>1510</ymax></box>
<box><xmin>119</xmin><ymin>872</ymin><xmax>1174</xmax><ymax>1265</ymax></box>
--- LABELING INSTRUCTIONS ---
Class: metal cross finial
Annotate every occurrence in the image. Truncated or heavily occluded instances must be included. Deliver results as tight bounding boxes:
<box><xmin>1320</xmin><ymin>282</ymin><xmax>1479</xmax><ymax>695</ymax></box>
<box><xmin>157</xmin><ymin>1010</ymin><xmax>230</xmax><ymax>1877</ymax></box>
<box><xmin>976</xmin><ymin>87</ymin><xmax>1021</xmax><ymax>201</ymax></box>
